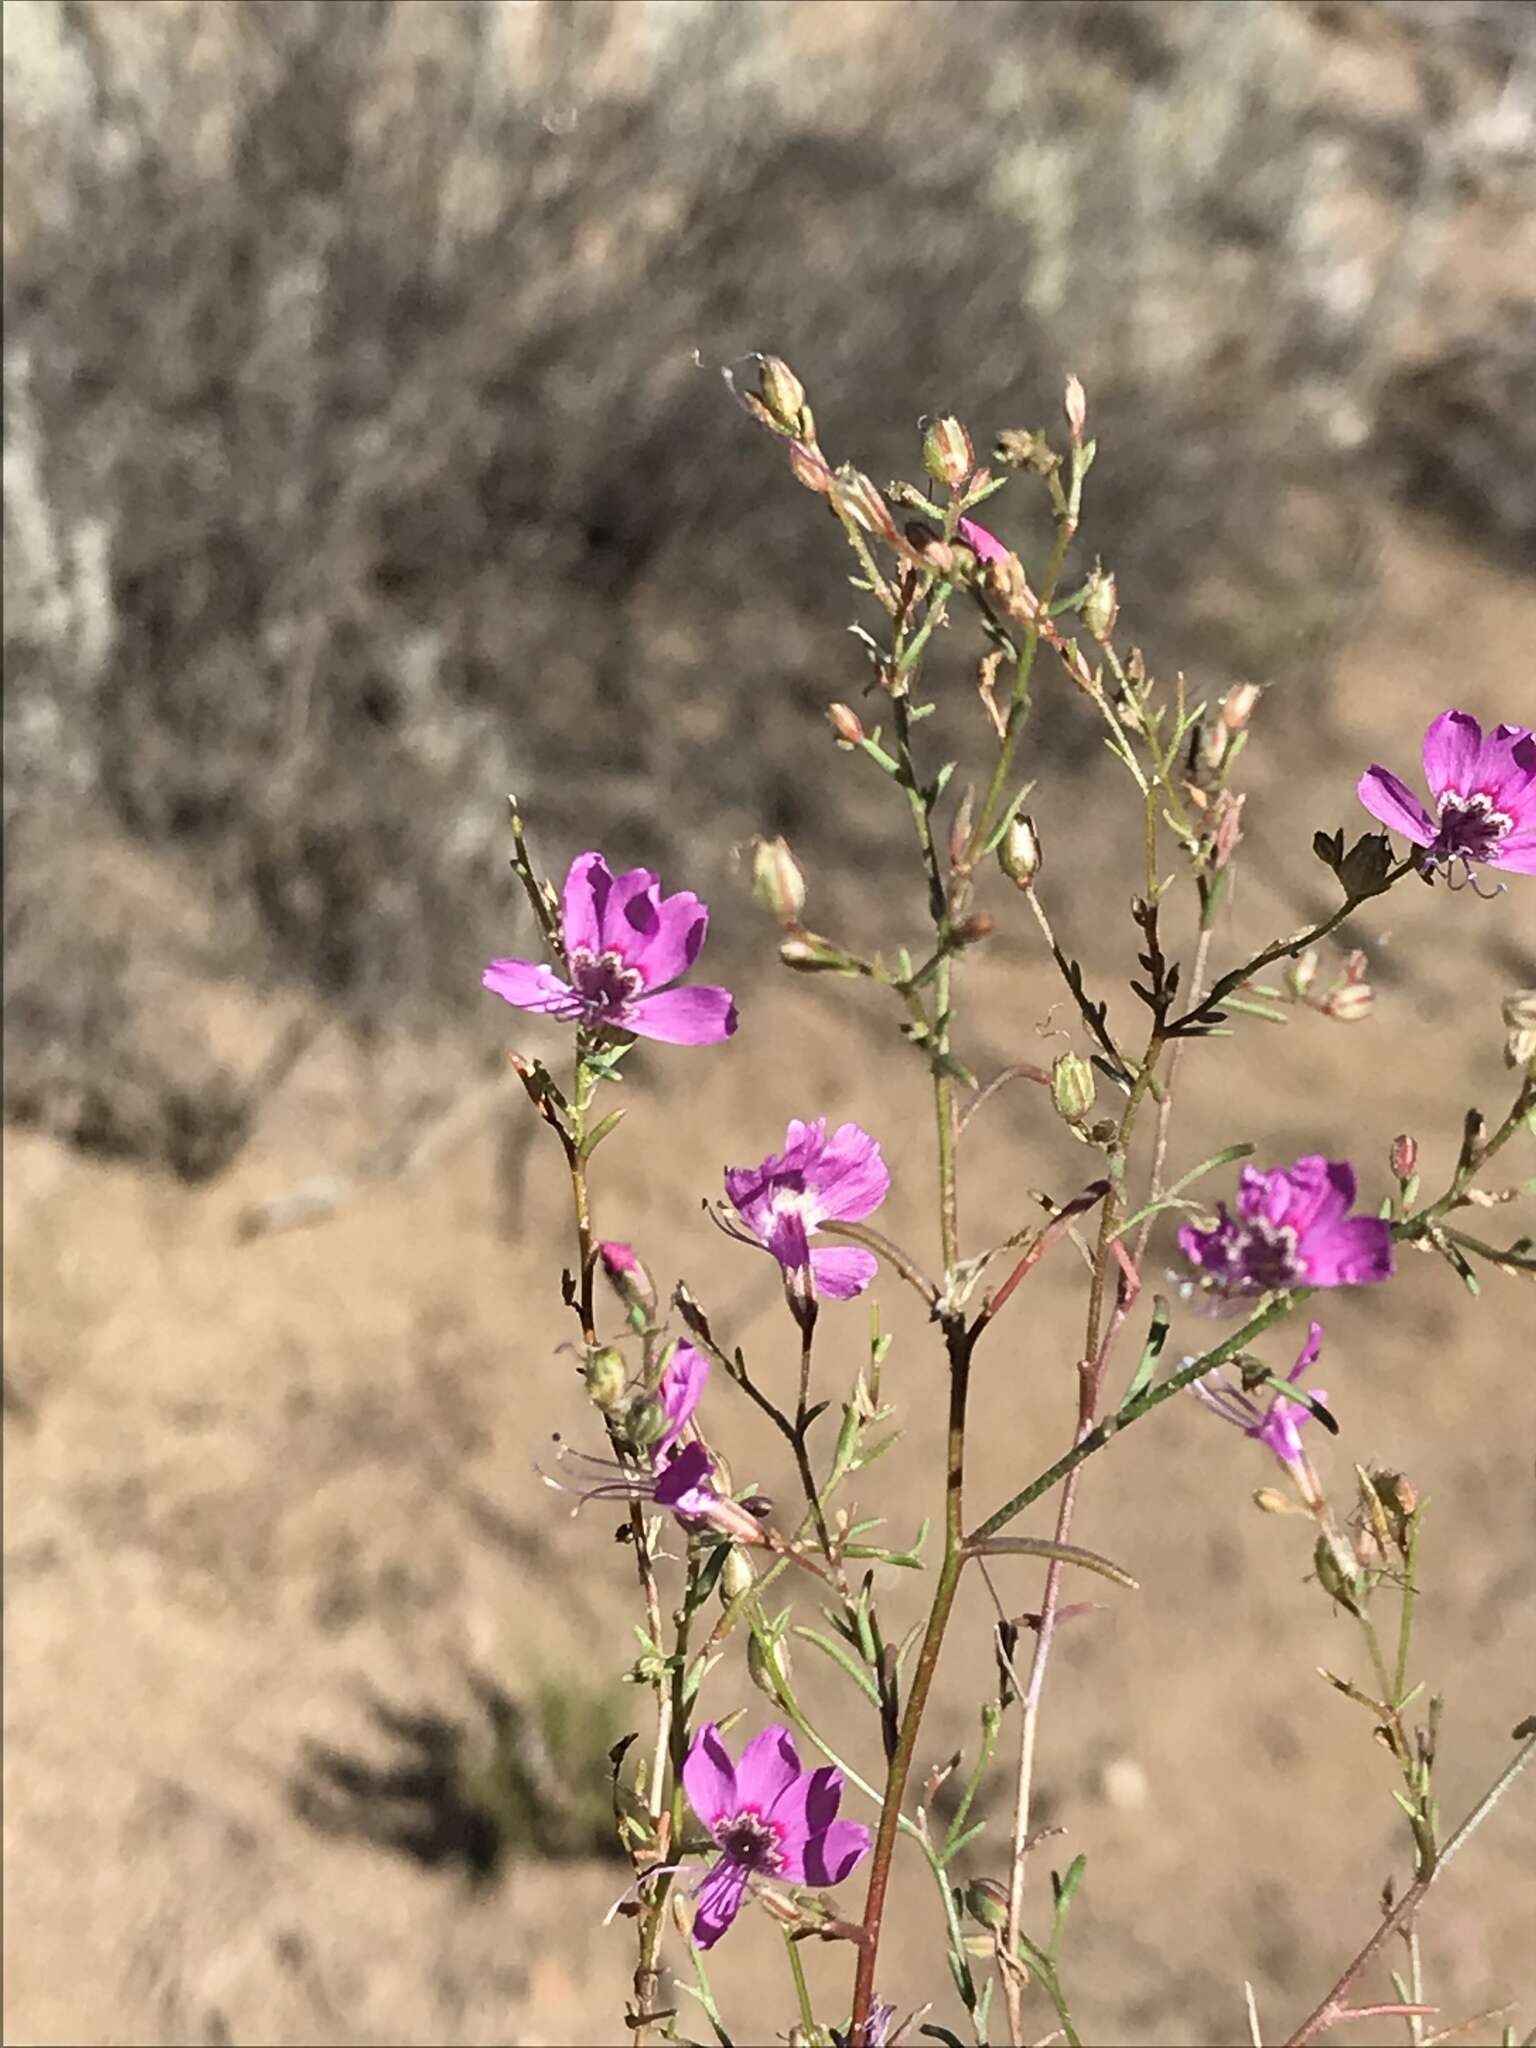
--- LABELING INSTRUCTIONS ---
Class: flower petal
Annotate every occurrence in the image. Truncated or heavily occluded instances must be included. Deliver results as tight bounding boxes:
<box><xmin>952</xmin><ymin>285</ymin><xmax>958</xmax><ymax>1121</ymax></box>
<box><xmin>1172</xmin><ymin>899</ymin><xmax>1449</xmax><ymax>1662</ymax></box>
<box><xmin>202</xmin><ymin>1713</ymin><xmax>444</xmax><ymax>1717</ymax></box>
<box><xmin>623</xmin><ymin>986</ymin><xmax>739</xmax><ymax>1045</ymax></box>
<box><xmin>808</xmin><ymin>1245</ymin><xmax>879</xmax><ymax>1300</ymax></box>
<box><xmin>801</xmin><ymin>1819</ymin><xmax>872</xmax><ymax>1887</ymax></box>
<box><xmin>1285</xmin><ymin>1157</ymin><xmax>1355</xmax><ymax>1239</ymax></box>
<box><xmin>691</xmin><ymin>1854</ymin><xmax>749</xmax><ymax>1949</ymax></box>
<box><xmin>1299</xmin><ymin>1215</ymin><xmax>1394</xmax><ymax>1288</ymax></box>
<box><xmin>635</xmin><ymin>889</ymin><xmax>710</xmax><ymax>988</ymax></box>
<box><xmin>562</xmin><ymin>852</ymin><xmax>612</xmax><ymax>957</ymax></box>
<box><xmin>809</xmin><ymin>1123</ymin><xmax>890</xmax><ymax>1224</ymax></box>
<box><xmin>1422</xmin><ymin>710</ymin><xmax>1483</xmax><ymax>799</ymax></box>
<box><xmin>767</xmin><ymin>1763</ymin><xmax>844</xmax><ymax>1882</ymax></box>
<box><xmin>482</xmin><ymin>958</ymin><xmax>582</xmax><ymax>1016</ymax></box>
<box><xmin>1286</xmin><ymin>1321</ymin><xmax>1325</xmax><ymax>1383</ymax></box>
<box><xmin>653</xmin><ymin>1441</ymin><xmax>717</xmax><ymax>1516</ymax></box>
<box><xmin>682</xmin><ymin>1724</ymin><xmax>738</xmax><ymax>1836</ymax></box>
<box><xmin>1472</xmin><ymin>726</ymin><xmax>1536</xmax><ymax>812</ymax></box>
<box><xmin>733</xmin><ymin>1726</ymin><xmax>803</xmax><ymax>1816</ymax></box>
<box><xmin>1489</xmin><ymin>827</ymin><xmax>1536</xmax><ymax>873</ymax></box>
<box><xmin>766</xmin><ymin>1208</ymin><xmax>813</xmax><ymax>1276</ymax></box>
<box><xmin>1356</xmin><ymin>766</ymin><xmax>1435</xmax><ymax>846</ymax></box>
<box><xmin>655</xmin><ymin>1342</ymin><xmax>710</xmax><ymax>1454</ymax></box>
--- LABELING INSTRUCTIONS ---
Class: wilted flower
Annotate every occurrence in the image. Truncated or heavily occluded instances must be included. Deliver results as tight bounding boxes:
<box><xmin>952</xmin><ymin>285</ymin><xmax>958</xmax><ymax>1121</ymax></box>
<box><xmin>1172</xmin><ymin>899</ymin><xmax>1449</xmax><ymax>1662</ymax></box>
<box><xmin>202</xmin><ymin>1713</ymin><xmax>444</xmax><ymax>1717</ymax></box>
<box><xmin>1191</xmin><ymin>1322</ymin><xmax>1327</xmax><ymax>1468</ymax></box>
<box><xmin>1357</xmin><ymin>710</ymin><xmax>1536</xmax><ymax>883</ymax></box>
<box><xmin>683</xmin><ymin>1722</ymin><xmax>871</xmax><ymax>1948</ymax></box>
<box><xmin>485</xmin><ymin>852</ymin><xmax>738</xmax><ymax>1045</ymax></box>
<box><xmin>957</xmin><ymin>516</ymin><xmax>1011</xmax><ymax>565</ymax></box>
<box><xmin>720</xmin><ymin>1119</ymin><xmax>890</xmax><ymax>1308</ymax></box>
<box><xmin>1179</xmin><ymin>1157</ymin><xmax>1394</xmax><ymax>1300</ymax></box>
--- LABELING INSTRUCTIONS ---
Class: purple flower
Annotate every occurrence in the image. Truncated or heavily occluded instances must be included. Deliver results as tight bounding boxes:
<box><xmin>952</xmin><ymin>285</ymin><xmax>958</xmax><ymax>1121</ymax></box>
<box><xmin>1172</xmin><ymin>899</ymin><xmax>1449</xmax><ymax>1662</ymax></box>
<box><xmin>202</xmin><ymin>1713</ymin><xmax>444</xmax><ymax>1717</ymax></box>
<box><xmin>721</xmin><ymin>1119</ymin><xmax>890</xmax><ymax>1305</ymax></box>
<box><xmin>683</xmin><ymin>1722</ymin><xmax>871</xmax><ymax>1948</ymax></box>
<box><xmin>958</xmin><ymin>516</ymin><xmax>1010</xmax><ymax>565</ymax></box>
<box><xmin>484</xmin><ymin>851</ymin><xmax>738</xmax><ymax>1044</ymax></box>
<box><xmin>1358</xmin><ymin>710</ymin><xmax>1536</xmax><ymax>882</ymax></box>
<box><xmin>1179</xmin><ymin>1156</ymin><xmax>1394</xmax><ymax>1300</ymax></box>
<box><xmin>1191</xmin><ymin>1321</ymin><xmax>1328</xmax><ymax>1468</ymax></box>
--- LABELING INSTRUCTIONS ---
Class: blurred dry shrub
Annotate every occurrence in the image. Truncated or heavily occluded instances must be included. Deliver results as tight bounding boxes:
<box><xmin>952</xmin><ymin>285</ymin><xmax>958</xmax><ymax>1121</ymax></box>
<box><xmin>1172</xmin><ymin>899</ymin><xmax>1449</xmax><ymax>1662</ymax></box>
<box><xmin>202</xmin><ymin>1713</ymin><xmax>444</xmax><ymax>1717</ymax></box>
<box><xmin>3</xmin><ymin>0</ymin><xmax>1532</xmax><ymax>1171</ymax></box>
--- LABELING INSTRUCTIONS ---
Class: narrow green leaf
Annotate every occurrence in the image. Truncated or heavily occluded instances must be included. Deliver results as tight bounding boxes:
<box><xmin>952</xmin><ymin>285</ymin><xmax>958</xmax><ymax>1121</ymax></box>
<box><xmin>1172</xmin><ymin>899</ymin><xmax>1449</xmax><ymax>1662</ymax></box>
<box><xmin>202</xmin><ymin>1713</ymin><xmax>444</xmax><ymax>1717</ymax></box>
<box><xmin>793</xmin><ymin>1627</ymin><xmax>881</xmax><ymax>1707</ymax></box>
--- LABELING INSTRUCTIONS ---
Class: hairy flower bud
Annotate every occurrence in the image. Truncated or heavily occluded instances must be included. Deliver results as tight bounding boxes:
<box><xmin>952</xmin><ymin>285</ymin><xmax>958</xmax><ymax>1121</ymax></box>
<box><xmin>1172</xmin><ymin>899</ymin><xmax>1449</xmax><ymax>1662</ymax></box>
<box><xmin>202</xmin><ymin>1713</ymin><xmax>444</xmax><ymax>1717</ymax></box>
<box><xmin>963</xmin><ymin>1879</ymin><xmax>1010</xmax><ymax>1933</ymax></box>
<box><xmin>827</xmin><ymin>701</ymin><xmax>864</xmax><ymax>747</ymax></box>
<box><xmin>751</xmin><ymin>836</ymin><xmax>807</xmax><ymax>929</ymax></box>
<box><xmin>922</xmin><ymin>414</ymin><xmax>974</xmax><ymax>490</ymax></box>
<box><xmin>757</xmin><ymin>354</ymin><xmax>807</xmax><ymax>435</ymax></box>
<box><xmin>832</xmin><ymin>465</ymin><xmax>900</xmax><ymax>542</ymax></box>
<box><xmin>779</xmin><ymin>934</ymin><xmax>848</xmax><ymax>973</ymax></box>
<box><xmin>1221</xmin><ymin>682</ymin><xmax>1262</xmax><ymax>732</ymax></box>
<box><xmin>718</xmin><ymin>1546</ymin><xmax>756</xmax><ymax>1606</ymax></box>
<box><xmin>1502</xmin><ymin>989</ymin><xmax>1536</xmax><ymax>1073</ymax></box>
<box><xmin>1212</xmin><ymin>790</ymin><xmax>1245</xmax><ymax>870</ymax></box>
<box><xmin>1390</xmin><ymin>1134</ymin><xmax>1418</xmax><ymax>1183</ymax></box>
<box><xmin>598</xmin><ymin>1240</ymin><xmax>658</xmax><ymax>1318</ymax></box>
<box><xmin>1063</xmin><ymin>374</ymin><xmax>1087</xmax><ymax>444</ymax></box>
<box><xmin>999</xmin><ymin>813</ymin><xmax>1042</xmax><ymax>890</ymax></box>
<box><xmin>1253</xmin><ymin>1486</ymin><xmax>1299</xmax><ymax>1515</ymax></box>
<box><xmin>1323</xmin><ymin>982</ymin><xmax>1375</xmax><ymax>1023</ymax></box>
<box><xmin>787</xmin><ymin>440</ymin><xmax>833</xmax><ymax>495</ymax></box>
<box><xmin>627</xmin><ymin>1393</ymin><xmax>670</xmax><ymax>1448</ymax></box>
<box><xmin>1051</xmin><ymin>1051</ymin><xmax>1096</xmax><ymax>1124</ymax></box>
<box><xmin>993</xmin><ymin>428</ymin><xmax>1060</xmax><ymax>476</ymax></box>
<box><xmin>1287</xmin><ymin>949</ymin><xmax>1320</xmax><ymax>998</ymax></box>
<box><xmin>748</xmin><ymin>1629</ymin><xmax>792</xmax><ymax>1700</ymax></box>
<box><xmin>1082</xmin><ymin>564</ymin><xmax>1118</xmax><ymax>642</ymax></box>
<box><xmin>584</xmin><ymin>1345</ymin><xmax>627</xmax><ymax>1413</ymax></box>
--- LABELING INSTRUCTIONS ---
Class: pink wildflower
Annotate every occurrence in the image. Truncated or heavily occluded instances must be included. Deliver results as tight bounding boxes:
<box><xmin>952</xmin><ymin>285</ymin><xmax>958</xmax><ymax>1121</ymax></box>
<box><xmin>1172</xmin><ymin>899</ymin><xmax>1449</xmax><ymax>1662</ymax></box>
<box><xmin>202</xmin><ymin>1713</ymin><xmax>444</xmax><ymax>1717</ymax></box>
<box><xmin>1358</xmin><ymin>710</ymin><xmax>1536</xmax><ymax>884</ymax></box>
<box><xmin>1191</xmin><ymin>1322</ymin><xmax>1328</xmax><ymax>1468</ymax></box>
<box><xmin>1179</xmin><ymin>1157</ymin><xmax>1394</xmax><ymax>1301</ymax></box>
<box><xmin>683</xmin><ymin>1722</ymin><xmax>871</xmax><ymax>1948</ymax></box>
<box><xmin>485</xmin><ymin>851</ymin><xmax>738</xmax><ymax>1044</ymax></box>
<box><xmin>721</xmin><ymin>1118</ymin><xmax>889</xmax><ymax>1307</ymax></box>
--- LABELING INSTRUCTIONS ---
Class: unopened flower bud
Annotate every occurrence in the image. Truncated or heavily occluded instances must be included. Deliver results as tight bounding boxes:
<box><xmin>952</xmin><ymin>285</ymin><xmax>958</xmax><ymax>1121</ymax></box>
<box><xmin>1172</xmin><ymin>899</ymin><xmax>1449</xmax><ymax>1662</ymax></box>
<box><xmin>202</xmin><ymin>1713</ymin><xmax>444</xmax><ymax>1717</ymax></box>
<box><xmin>827</xmin><ymin>701</ymin><xmax>864</xmax><ymax>747</ymax></box>
<box><xmin>1390</xmin><ymin>1134</ymin><xmax>1418</xmax><ymax>1182</ymax></box>
<box><xmin>964</xmin><ymin>1879</ymin><xmax>1010</xmax><ymax>1933</ymax></box>
<box><xmin>751</xmin><ymin>836</ymin><xmax>807</xmax><ymax>929</ymax></box>
<box><xmin>947</xmin><ymin>911</ymin><xmax>995</xmax><ymax>949</ymax></box>
<box><xmin>1502</xmin><ymin>990</ymin><xmax>1536</xmax><ymax>1073</ymax></box>
<box><xmin>757</xmin><ymin>355</ymin><xmax>807</xmax><ymax>434</ymax></box>
<box><xmin>1253</xmin><ymin>1486</ymin><xmax>1298</xmax><ymax>1515</ymax></box>
<box><xmin>922</xmin><ymin>414</ymin><xmax>974</xmax><ymax>489</ymax></box>
<box><xmin>1063</xmin><ymin>374</ymin><xmax>1087</xmax><ymax>443</ymax></box>
<box><xmin>1212</xmin><ymin>790</ymin><xmax>1245</xmax><ymax>870</ymax></box>
<box><xmin>718</xmin><ymin>1546</ymin><xmax>756</xmax><ymax>1606</ymax></box>
<box><xmin>1323</xmin><ymin>983</ymin><xmax>1375</xmax><ymax>1023</ymax></box>
<box><xmin>1287</xmin><ymin>949</ymin><xmax>1320</xmax><ymax>998</ymax></box>
<box><xmin>1313</xmin><ymin>1532</ymin><xmax>1363</xmax><ymax>1616</ymax></box>
<box><xmin>584</xmin><ymin>1346</ymin><xmax>628</xmax><ymax>1413</ymax></box>
<box><xmin>1051</xmin><ymin>1051</ymin><xmax>1096</xmax><ymax>1124</ymax></box>
<box><xmin>627</xmin><ymin>1393</ymin><xmax>670</xmax><ymax>1448</ymax></box>
<box><xmin>671</xmin><ymin>1891</ymin><xmax>695</xmax><ymax>1939</ymax></box>
<box><xmin>598</xmin><ymin>1240</ymin><xmax>658</xmax><ymax>1317</ymax></box>
<box><xmin>1221</xmin><ymin>682</ymin><xmax>1262</xmax><ymax>733</ymax></box>
<box><xmin>1082</xmin><ymin>565</ymin><xmax>1118</xmax><ymax>642</ymax></box>
<box><xmin>832</xmin><ymin>465</ymin><xmax>899</xmax><ymax>542</ymax></box>
<box><xmin>999</xmin><ymin>813</ymin><xmax>1042</xmax><ymax>890</ymax></box>
<box><xmin>748</xmin><ymin>1629</ymin><xmax>792</xmax><ymax>1699</ymax></box>
<box><xmin>787</xmin><ymin>440</ymin><xmax>832</xmax><ymax>495</ymax></box>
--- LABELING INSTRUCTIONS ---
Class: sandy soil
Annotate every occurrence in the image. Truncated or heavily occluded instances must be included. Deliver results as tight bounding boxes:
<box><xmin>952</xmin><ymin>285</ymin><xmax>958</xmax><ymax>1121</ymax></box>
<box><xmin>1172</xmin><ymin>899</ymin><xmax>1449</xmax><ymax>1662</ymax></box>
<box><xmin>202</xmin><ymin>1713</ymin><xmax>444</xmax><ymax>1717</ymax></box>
<box><xmin>5</xmin><ymin>513</ymin><xmax>1534</xmax><ymax>2048</ymax></box>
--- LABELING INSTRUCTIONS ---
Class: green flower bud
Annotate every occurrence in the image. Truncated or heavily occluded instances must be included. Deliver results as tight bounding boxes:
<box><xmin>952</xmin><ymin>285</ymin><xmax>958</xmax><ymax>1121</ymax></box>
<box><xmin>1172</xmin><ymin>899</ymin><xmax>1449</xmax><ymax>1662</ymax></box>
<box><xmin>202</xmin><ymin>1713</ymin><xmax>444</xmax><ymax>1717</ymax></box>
<box><xmin>757</xmin><ymin>355</ymin><xmax>807</xmax><ymax>435</ymax></box>
<box><xmin>748</xmin><ymin>1629</ymin><xmax>792</xmax><ymax>1700</ymax></box>
<box><xmin>922</xmin><ymin>414</ymin><xmax>974</xmax><ymax>490</ymax></box>
<box><xmin>998</xmin><ymin>814</ymin><xmax>1041</xmax><ymax>890</ymax></box>
<box><xmin>751</xmin><ymin>835</ymin><xmax>807</xmax><ymax>929</ymax></box>
<box><xmin>963</xmin><ymin>1878</ymin><xmax>1010</xmax><ymax>1932</ymax></box>
<box><xmin>718</xmin><ymin>1546</ymin><xmax>756</xmax><ymax>1606</ymax></box>
<box><xmin>1051</xmin><ymin>1051</ymin><xmax>1096</xmax><ymax>1124</ymax></box>
<box><xmin>584</xmin><ymin>1346</ymin><xmax>627</xmax><ymax>1413</ymax></box>
<box><xmin>1081</xmin><ymin>565</ymin><xmax>1118</xmax><ymax>642</ymax></box>
<box><xmin>627</xmin><ymin>1394</ymin><xmax>670</xmax><ymax>1449</ymax></box>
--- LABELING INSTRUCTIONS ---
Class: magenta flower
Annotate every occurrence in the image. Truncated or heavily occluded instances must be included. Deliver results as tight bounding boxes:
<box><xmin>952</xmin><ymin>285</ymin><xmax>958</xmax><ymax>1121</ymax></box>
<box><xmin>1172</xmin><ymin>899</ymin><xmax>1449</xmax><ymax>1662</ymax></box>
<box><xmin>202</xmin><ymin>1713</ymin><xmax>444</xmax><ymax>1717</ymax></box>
<box><xmin>1358</xmin><ymin>710</ymin><xmax>1536</xmax><ymax>882</ymax></box>
<box><xmin>1179</xmin><ymin>1156</ymin><xmax>1394</xmax><ymax>1300</ymax></box>
<box><xmin>721</xmin><ymin>1119</ymin><xmax>890</xmax><ymax>1306</ymax></box>
<box><xmin>484</xmin><ymin>851</ymin><xmax>738</xmax><ymax>1044</ymax></box>
<box><xmin>683</xmin><ymin>1722</ymin><xmax>871</xmax><ymax>1948</ymax></box>
<box><xmin>1192</xmin><ymin>1321</ymin><xmax>1327</xmax><ymax>1468</ymax></box>
<box><xmin>958</xmin><ymin>516</ymin><xmax>1010</xmax><ymax>565</ymax></box>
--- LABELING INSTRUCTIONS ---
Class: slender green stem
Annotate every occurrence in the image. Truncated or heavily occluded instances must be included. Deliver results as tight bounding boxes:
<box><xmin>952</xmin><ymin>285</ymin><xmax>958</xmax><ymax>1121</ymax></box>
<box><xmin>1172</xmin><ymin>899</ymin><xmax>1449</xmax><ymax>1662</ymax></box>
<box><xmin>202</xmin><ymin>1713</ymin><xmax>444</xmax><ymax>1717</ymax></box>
<box><xmin>785</xmin><ymin>1927</ymin><xmax>818</xmax><ymax>2040</ymax></box>
<box><xmin>970</xmin><ymin>512</ymin><xmax>1077</xmax><ymax>858</ymax></box>
<box><xmin>1394</xmin><ymin>1509</ymin><xmax>1424</xmax><ymax>1708</ymax></box>
<box><xmin>850</xmin><ymin>1325</ymin><xmax>973</xmax><ymax>2041</ymax></box>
